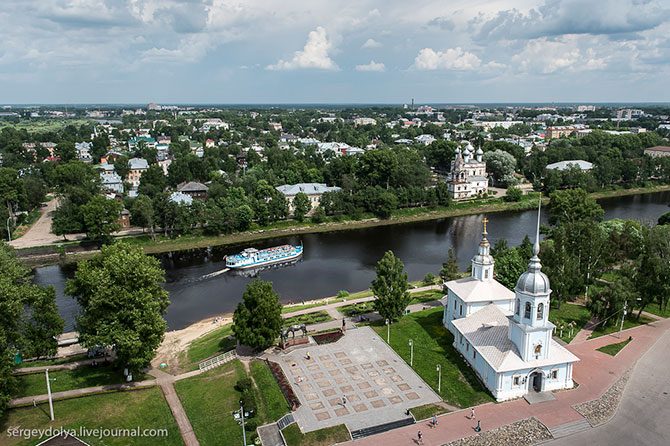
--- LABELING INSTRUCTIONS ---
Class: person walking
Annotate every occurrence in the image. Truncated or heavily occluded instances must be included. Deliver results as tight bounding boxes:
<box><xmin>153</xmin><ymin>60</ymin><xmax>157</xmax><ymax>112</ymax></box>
<box><xmin>432</xmin><ymin>414</ymin><xmax>438</xmax><ymax>427</ymax></box>
<box><xmin>342</xmin><ymin>396</ymin><xmax>347</xmax><ymax>406</ymax></box>
<box><xmin>470</xmin><ymin>407</ymin><xmax>475</xmax><ymax>420</ymax></box>
<box><xmin>417</xmin><ymin>430</ymin><xmax>423</xmax><ymax>444</ymax></box>
<box><xmin>342</xmin><ymin>318</ymin><xmax>346</xmax><ymax>333</ymax></box>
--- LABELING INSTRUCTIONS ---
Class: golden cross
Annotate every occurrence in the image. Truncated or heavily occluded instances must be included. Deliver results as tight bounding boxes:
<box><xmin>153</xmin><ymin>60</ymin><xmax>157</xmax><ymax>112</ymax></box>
<box><xmin>482</xmin><ymin>217</ymin><xmax>489</xmax><ymax>235</ymax></box>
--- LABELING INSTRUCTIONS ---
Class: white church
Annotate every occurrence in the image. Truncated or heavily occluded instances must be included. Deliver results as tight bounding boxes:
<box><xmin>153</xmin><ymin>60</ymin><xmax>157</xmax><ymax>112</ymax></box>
<box><xmin>441</xmin><ymin>206</ymin><xmax>579</xmax><ymax>402</ymax></box>
<box><xmin>447</xmin><ymin>141</ymin><xmax>488</xmax><ymax>201</ymax></box>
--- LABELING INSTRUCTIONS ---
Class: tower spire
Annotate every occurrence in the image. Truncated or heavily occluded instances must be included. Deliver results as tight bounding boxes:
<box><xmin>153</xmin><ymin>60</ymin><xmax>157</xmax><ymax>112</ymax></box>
<box><xmin>533</xmin><ymin>198</ymin><xmax>541</xmax><ymax>256</ymax></box>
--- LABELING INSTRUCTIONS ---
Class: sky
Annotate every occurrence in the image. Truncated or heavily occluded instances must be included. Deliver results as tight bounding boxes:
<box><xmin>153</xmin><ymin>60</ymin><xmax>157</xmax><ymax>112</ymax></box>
<box><xmin>2</xmin><ymin>0</ymin><xmax>670</xmax><ymax>104</ymax></box>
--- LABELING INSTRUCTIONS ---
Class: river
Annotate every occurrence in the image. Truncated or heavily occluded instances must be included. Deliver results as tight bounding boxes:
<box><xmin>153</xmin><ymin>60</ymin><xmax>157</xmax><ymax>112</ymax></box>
<box><xmin>34</xmin><ymin>191</ymin><xmax>670</xmax><ymax>331</ymax></box>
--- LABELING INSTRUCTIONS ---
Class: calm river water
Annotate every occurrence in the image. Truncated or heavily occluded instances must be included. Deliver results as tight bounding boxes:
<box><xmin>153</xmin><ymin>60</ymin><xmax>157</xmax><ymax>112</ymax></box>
<box><xmin>34</xmin><ymin>191</ymin><xmax>670</xmax><ymax>331</ymax></box>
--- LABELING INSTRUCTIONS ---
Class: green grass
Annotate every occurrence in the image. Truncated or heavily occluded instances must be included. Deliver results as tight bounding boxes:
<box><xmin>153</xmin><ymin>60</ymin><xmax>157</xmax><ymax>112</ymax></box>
<box><xmin>589</xmin><ymin>315</ymin><xmax>654</xmax><ymax>339</ymax></box>
<box><xmin>0</xmin><ymin>387</ymin><xmax>182</xmax><ymax>446</ymax></box>
<box><xmin>643</xmin><ymin>303</ymin><xmax>670</xmax><ymax>318</ymax></box>
<box><xmin>410</xmin><ymin>290</ymin><xmax>444</xmax><ymax>304</ymax></box>
<box><xmin>548</xmin><ymin>303</ymin><xmax>592</xmax><ymax>343</ymax></box>
<box><xmin>597</xmin><ymin>338</ymin><xmax>632</xmax><ymax>356</ymax></box>
<box><xmin>283</xmin><ymin>311</ymin><xmax>333</xmax><ymax>326</ymax></box>
<box><xmin>175</xmin><ymin>360</ymin><xmax>251</xmax><ymax>445</ymax></box>
<box><xmin>339</xmin><ymin>301</ymin><xmax>375</xmax><ymax>317</ymax></box>
<box><xmin>281</xmin><ymin>424</ymin><xmax>351</xmax><ymax>446</ymax></box>
<box><xmin>282</xmin><ymin>298</ymin><xmax>344</xmax><ymax>314</ymax></box>
<box><xmin>371</xmin><ymin>307</ymin><xmax>493</xmax><ymax>408</ymax></box>
<box><xmin>250</xmin><ymin>360</ymin><xmax>290</xmax><ymax>422</ymax></box>
<box><xmin>180</xmin><ymin>324</ymin><xmax>236</xmax><ymax>372</ymax></box>
<box><xmin>0</xmin><ymin>118</ymin><xmax>93</xmax><ymax>132</ymax></box>
<box><xmin>13</xmin><ymin>365</ymin><xmax>148</xmax><ymax>398</ymax></box>
<box><xmin>410</xmin><ymin>403</ymin><xmax>451</xmax><ymax>421</ymax></box>
<box><xmin>19</xmin><ymin>353</ymin><xmax>88</xmax><ymax>368</ymax></box>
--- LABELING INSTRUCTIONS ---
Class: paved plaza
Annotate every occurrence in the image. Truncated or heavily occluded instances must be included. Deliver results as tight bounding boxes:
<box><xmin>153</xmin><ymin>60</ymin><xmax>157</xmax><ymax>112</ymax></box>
<box><xmin>273</xmin><ymin>326</ymin><xmax>441</xmax><ymax>433</ymax></box>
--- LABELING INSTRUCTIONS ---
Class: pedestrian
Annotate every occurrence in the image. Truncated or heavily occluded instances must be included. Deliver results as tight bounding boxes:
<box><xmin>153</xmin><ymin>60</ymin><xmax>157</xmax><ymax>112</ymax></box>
<box><xmin>470</xmin><ymin>407</ymin><xmax>475</xmax><ymax>420</ymax></box>
<box><xmin>342</xmin><ymin>318</ymin><xmax>346</xmax><ymax>333</ymax></box>
<box><xmin>417</xmin><ymin>430</ymin><xmax>423</xmax><ymax>444</ymax></box>
<box><xmin>432</xmin><ymin>414</ymin><xmax>438</xmax><ymax>427</ymax></box>
<box><xmin>475</xmin><ymin>420</ymin><xmax>481</xmax><ymax>432</ymax></box>
<box><xmin>342</xmin><ymin>396</ymin><xmax>347</xmax><ymax>405</ymax></box>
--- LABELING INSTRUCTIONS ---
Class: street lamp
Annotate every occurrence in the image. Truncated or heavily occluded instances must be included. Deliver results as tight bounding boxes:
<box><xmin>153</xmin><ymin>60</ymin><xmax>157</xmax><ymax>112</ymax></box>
<box><xmin>45</xmin><ymin>369</ymin><xmax>54</xmax><ymax>421</ymax></box>
<box><xmin>239</xmin><ymin>400</ymin><xmax>247</xmax><ymax>446</ymax></box>
<box><xmin>436</xmin><ymin>364</ymin><xmax>442</xmax><ymax>395</ymax></box>
<box><xmin>408</xmin><ymin>339</ymin><xmax>414</xmax><ymax>367</ymax></box>
<box><xmin>385</xmin><ymin>319</ymin><xmax>390</xmax><ymax>343</ymax></box>
<box><xmin>6</xmin><ymin>217</ymin><xmax>12</xmax><ymax>242</ymax></box>
<box><xmin>620</xmin><ymin>298</ymin><xmax>642</xmax><ymax>335</ymax></box>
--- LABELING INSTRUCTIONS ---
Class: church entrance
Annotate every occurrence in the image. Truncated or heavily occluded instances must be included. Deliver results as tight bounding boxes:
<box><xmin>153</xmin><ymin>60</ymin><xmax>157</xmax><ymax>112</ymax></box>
<box><xmin>529</xmin><ymin>371</ymin><xmax>543</xmax><ymax>393</ymax></box>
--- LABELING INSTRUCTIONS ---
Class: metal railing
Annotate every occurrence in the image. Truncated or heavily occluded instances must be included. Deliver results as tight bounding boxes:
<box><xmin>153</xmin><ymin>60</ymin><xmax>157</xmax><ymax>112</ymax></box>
<box><xmin>198</xmin><ymin>350</ymin><xmax>237</xmax><ymax>371</ymax></box>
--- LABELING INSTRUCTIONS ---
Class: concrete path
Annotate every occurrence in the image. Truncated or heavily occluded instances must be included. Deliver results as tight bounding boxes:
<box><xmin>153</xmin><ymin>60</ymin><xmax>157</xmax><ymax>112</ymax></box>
<box><xmin>570</xmin><ymin>317</ymin><xmax>599</xmax><ymax>344</ymax></box>
<box><xmin>546</xmin><ymin>323</ymin><xmax>670</xmax><ymax>446</ymax></box>
<box><xmin>9</xmin><ymin>198</ymin><xmax>65</xmax><ymax>248</ymax></box>
<box><xmin>160</xmin><ymin>381</ymin><xmax>200</xmax><ymax>446</ymax></box>
<box><xmin>15</xmin><ymin>358</ymin><xmax>99</xmax><ymax>374</ymax></box>
<box><xmin>342</xmin><ymin>317</ymin><xmax>670</xmax><ymax>446</ymax></box>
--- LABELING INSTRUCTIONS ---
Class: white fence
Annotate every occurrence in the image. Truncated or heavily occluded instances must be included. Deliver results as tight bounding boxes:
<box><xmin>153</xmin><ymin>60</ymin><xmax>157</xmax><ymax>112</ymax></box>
<box><xmin>198</xmin><ymin>350</ymin><xmax>237</xmax><ymax>371</ymax></box>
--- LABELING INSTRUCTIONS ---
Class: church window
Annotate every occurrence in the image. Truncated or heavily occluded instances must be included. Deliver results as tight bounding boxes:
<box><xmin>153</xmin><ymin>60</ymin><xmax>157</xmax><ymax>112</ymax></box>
<box><xmin>515</xmin><ymin>299</ymin><xmax>520</xmax><ymax>316</ymax></box>
<box><xmin>473</xmin><ymin>350</ymin><xmax>476</xmax><ymax>359</ymax></box>
<box><xmin>513</xmin><ymin>375</ymin><xmax>521</xmax><ymax>386</ymax></box>
<box><xmin>537</xmin><ymin>303</ymin><xmax>544</xmax><ymax>320</ymax></box>
<box><xmin>524</xmin><ymin>302</ymin><xmax>531</xmax><ymax>319</ymax></box>
<box><xmin>460</xmin><ymin>304</ymin><xmax>463</xmax><ymax>316</ymax></box>
<box><xmin>454</xmin><ymin>300</ymin><xmax>457</xmax><ymax>310</ymax></box>
<box><xmin>534</xmin><ymin>344</ymin><xmax>542</xmax><ymax>355</ymax></box>
<box><xmin>551</xmin><ymin>369</ymin><xmax>558</xmax><ymax>379</ymax></box>
<box><xmin>484</xmin><ymin>270</ymin><xmax>489</xmax><ymax>279</ymax></box>
<box><xmin>466</xmin><ymin>343</ymin><xmax>469</xmax><ymax>352</ymax></box>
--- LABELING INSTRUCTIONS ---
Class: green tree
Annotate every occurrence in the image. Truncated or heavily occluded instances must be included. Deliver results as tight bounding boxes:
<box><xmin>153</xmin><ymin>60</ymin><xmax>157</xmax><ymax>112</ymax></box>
<box><xmin>0</xmin><ymin>244</ymin><xmax>63</xmax><ymax>417</ymax></box>
<box><xmin>138</xmin><ymin>165</ymin><xmax>167</xmax><ymax>199</ymax></box>
<box><xmin>66</xmin><ymin>243</ymin><xmax>169</xmax><ymax>374</ymax></box>
<box><xmin>483</xmin><ymin>150</ymin><xmax>517</xmax><ymax>187</ymax></box>
<box><xmin>371</xmin><ymin>251</ymin><xmax>411</xmax><ymax>321</ymax></box>
<box><xmin>81</xmin><ymin>195</ymin><xmax>122</xmax><ymax>242</ymax></box>
<box><xmin>232</xmin><ymin>280</ymin><xmax>283</xmax><ymax>350</ymax></box>
<box><xmin>493</xmin><ymin>246</ymin><xmax>526</xmax><ymax>289</ymax></box>
<box><xmin>292</xmin><ymin>192</ymin><xmax>311</xmax><ymax>222</ymax></box>
<box><xmin>503</xmin><ymin>186</ymin><xmax>523</xmax><ymax>202</ymax></box>
<box><xmin>130</xmin><ymin>195</ymin><xmax>155</xmax><ymax>238</ymax></box>
<box><xmin>658</xmin><ymin>212</ymin><xmax>670</xmax><ymax>226</ymax></box>
<box><xmin>587</xmin><ymin>276</ymin><xmax>636</xmax><ymax>326</ymax></box>
<box><xmin>55</xmin><ymin>142</ymin><xmax>77</xmax><ymax>162</ymax></box>
<box><xmin>548</xmin><ymin>188</ymin><xmax>604</xmax><ymax>226</ymax></box>
<box><xmin>440</xmin><ymin>248</ymin><xmax>460</xmax><ymax>281</ymax></box>
<box><xmin>311</xmin><ymin>205</ymin><xmax>326</xmax><ymax>223</ymax></box>
<box><xmin>637</xmin><ymin>225</ymin><xmax>670</xmax><ymax>316</ymax></box>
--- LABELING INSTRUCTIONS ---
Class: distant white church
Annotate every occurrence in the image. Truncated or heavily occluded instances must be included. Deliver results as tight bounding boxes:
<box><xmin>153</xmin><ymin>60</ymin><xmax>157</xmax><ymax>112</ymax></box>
<box><xmin>447</xmin><ymin>141</ymin><xmax>488</xmax><ymax>201</ymax></box>
<box><xmin>441</xmin><ymin>205</ymin><xmax>579</xmax><ymax>402</ymax></box>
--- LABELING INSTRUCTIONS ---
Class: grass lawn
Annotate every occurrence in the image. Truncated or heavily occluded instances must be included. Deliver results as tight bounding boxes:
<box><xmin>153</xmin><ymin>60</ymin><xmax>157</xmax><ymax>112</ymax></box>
<box><xmin>339</xmin><ymin>302</ymin><xmax>375</xmax><ymax>317</ymax></box>
<box><xmin>643</xmin><ymin>303</ymin><xmax>670</xmax><ymax>318</ymax></box>
<box><xmin>409</xmin><ymin>403</ymin><xmax>451</xmax><ymax>421</ymax></box>
<box><xmin>589</xmin><ymin>315</ymin><xmax>654</xmax><ymax>339</ymax></box>
<box><xmin>597</xmin><ymin>338</ymin><xmax>632</xmax><ymax>356</ymax></box>
<box><xmin>371</xmin><ymin>308</ymin><xmax>493</xmax><ymax>408</ymax></box>
<box><xmin>179</xmin><ymin>324</ymin><xmax>236</xmax><ymax>372</ymax></box>
<box><xmin>0</xmin><ymin>388</ymin><xmax>182</xmax><ymax>446</ymax></box>
<box><xmin>282</xmin><ymin>298</ymin><xmax>344</xmax><ymax>314</ymax></box>
<box><xmin>13</xmin><ymin>365</ymin><xmax>148</xmax><ymax>398</ymax></box>
<box><xmin>283</xmin><ymin>311</ymin><xmax>333</xmax><ymax>326</ymax></box>
<box><xmin>281</xmin><ymin>424</ymin><xmax>350</xmax><ymax>446</ymax></box>
<box><xmin>410</xmin><ymin>290</ymin><xmax>444</xmax><ymax>304</ymax></box>
<box><xmin>250</xmin><ymin>360</ymin><xmax>290</xmax><ymax>422</ymax></box>
<box><xmin>175</xmin><ymin>360</ymin><xmax>252</xmax><ymax>445</ymax></box>
<box><xmin>548</xmin><ymin>303</ymin><xmax>592</xmax><ymax>343</ymax></box>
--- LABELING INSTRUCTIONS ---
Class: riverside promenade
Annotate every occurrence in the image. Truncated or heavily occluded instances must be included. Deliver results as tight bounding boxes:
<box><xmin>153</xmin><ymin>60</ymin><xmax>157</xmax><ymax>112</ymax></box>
<box><xmin>343</xmin><ymin>316</ymin><xmax>670</xmax><ymax>446</ymax></box>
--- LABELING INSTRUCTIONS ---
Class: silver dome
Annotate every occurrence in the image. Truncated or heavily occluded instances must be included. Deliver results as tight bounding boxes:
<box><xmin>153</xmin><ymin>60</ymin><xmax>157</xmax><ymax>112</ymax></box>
<box><xmin>515</xmin><ymin>268</ymin><xmax>550</xmax><ymax>295</ymax></box>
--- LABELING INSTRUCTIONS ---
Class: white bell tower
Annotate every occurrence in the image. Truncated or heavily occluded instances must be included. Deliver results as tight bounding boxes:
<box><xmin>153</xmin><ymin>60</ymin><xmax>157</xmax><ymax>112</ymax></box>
<box><xmin>471</xmin><ymin>217</ymin><xmax>494</xmax><ymax>281</ymax></box>
<box><xmin>508</xmin><ymin>200</ymin><xmax>555</xmax><ymax>362</ymax></box>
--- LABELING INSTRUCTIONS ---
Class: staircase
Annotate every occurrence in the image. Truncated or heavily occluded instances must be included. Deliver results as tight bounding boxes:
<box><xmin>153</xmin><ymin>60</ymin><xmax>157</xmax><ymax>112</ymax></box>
<box><xmin>277</xmin><ymin>413</ymin><xmax>296</xmax><ymax>430</ymax></box>
<box><xmin>350</xmin><ymin>418</ymin><xmax>415</xmax><ymax>440</ymax></box>
<box><xmin>198</xmin><ymin>350</ymin><xmax>237</xmax><ymax>372</ymax></box>
<box><xmin>549</xmin><ymin>418</ymin><xmax>592</xmax><ymax>438</ymax></box>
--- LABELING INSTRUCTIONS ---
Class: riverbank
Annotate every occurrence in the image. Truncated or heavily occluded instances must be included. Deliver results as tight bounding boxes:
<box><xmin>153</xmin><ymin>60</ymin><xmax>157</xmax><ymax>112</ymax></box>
<box><xmin>17</xmin><ymin>184</ymin><xmax>670</xmax><ymax>266</ymax></box>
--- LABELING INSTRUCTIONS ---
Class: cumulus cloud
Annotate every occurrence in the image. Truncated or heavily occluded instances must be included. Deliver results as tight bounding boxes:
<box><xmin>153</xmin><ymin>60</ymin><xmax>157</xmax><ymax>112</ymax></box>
<box><xmin>266</xmin><ymin>27</ymin><xmax>339</xmax><ymax>71</ymax></box>
<box><xmin>427</xmin><ymin>17</ymin><xmax>455</xmax><ymax>30</ymax></box>
<box><xmin>362</xmin><ymin>38</ymin><xmax>382</xmax><ymax>49</ymax></box>
<box><xmin>474</xmin><ymin>0</ymin><xmax>670</xmax><ymax>41</ymax></box>
<box><xmin>355</xmin><ymin>60</ymin><xmax>385</xmax><ymax>71</ymax></box>
<box><xmin>413</xmin><ymin>47</ymin><xmax>481</xmax><ymax>70</ymax></box>
<box><xmin>511</xmin><ymin>37</ymin><xmax>608</xmax><ymax>74</ymax></box>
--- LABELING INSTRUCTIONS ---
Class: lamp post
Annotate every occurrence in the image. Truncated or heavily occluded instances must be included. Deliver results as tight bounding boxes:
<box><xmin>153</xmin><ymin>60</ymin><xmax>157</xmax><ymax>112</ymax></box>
<box><xmin>408</xmin><ymin>339</ymin><xmax>414</xmax><ymax>367</ymax></box>
<box><xmin>45</xmin><ymin>369</ymin><xmax>54</xmax><ymax>421</ymax></box>
<box><xmin>239</xmin><ymin>400</ymin><xmax>247</xmax><ymax>446</ymax></box>
<box><xmin>436</xmin><ymin>364</ymin><xmax>442</xmax><ymax>395</ymax></box>
<box><xmin>6</xmin><ymin>217</ymin><xmax>12</xmax><ymax>242</ymax></box>
<box><xmin>385</xmin><ymin>319</ymin><xmax>390</xmax><ymax>343</ymax></box>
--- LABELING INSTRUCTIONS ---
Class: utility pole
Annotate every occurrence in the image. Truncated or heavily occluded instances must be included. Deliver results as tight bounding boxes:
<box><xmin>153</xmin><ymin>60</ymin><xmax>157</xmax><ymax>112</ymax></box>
<box><xmin>619</xmin><ymin>300</ymin><xmax>628</xmax><ymax>334</ymax></box>
<box><xmin>385</xmin><ymin>319</ymin><xmax>390</xmax><ymax>343</ymax></box>
<box><xmin>45</xmin><ymin>369</ymin><xmax>54</xmax><ymax>421</ymax></box>
<box><xmin>409</xmin><ymin>339</ymin><xmax>414</xmax><ymax>367</ymax></box>
<box><xmin>436</xmin><ymin>364</ymin><xmax>442</xmax><ymax>395</ymax></box>
<box><xmin>239</xmin><ymin>401</ymin><xmax>247</xmax><ymax>446</ymax></box>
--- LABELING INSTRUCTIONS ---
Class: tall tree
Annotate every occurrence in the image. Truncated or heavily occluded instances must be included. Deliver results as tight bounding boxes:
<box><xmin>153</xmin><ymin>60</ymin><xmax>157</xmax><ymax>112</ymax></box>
<box><xmin>548</xmin><ymin>188</ymin><xmax>604</xmax><ymax>226</ymax></box>
<box><xmin>440</xmin><ymin>248</ymin><xmax>460</xmax><ymax>281</ymax></box>
<box><xmin>483</xmin><ymin>150</ymin><xmax>517</xmax><ymax>187</ymax></box>
<box><xmin>232</xmin><ymin>280</ymin><xmax>283</xmax><ymax>350</ymax></box>
<box><xmin>66</xmin><ymin>243</ymin><xmax>169</xmax><ymax>374</ymax></box>
<box><xmin>292</xmin><ymin>192</ymin><xmax>311</xmax><ymax>222</ymax></box>
<box><xmin>371</xmin><ymin>251</ymin><xmax>411</xmax><ymax>321</ymax></box>
<box><xmin>81</xmin><ymin>195</ymin><xmax>122</xmax><ymax>243</ymax></box>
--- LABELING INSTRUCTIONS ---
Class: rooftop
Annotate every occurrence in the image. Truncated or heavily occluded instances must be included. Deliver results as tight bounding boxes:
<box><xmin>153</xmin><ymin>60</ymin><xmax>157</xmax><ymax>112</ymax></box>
<box><xmin>443</xmin><ymin>276</ymin><xmax>515</xmax><ymax>303</ymax></box>
<box><xmin>645</xmin><ymin>146</ymin><xmax>670</xmax><ymax>152</ymax></box>
<box><xmin>276</xmin><ymin>183</ymin><xmax>341</xmax><ymax>196</ymax></box>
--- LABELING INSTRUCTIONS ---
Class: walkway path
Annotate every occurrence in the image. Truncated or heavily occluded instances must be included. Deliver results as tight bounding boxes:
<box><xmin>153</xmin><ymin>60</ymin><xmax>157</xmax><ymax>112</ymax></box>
<box><xmin>570</xmin><ymin>317</ymin><xmax>599</xmax><ymax>344</ymax></box>
<box><xmin>342</xmin><ymin>316</ymin><xmax>670</xmax><ymax>446</ymax></box>
<box><xmin>15</xmin><ymin>358</ymin><xmax>99</xmax><ymax>374</ymax></box>
<box><xmin>9</xmin><ymin>198</ymin><xmax>66</xmax><ymax>248</ymax></box>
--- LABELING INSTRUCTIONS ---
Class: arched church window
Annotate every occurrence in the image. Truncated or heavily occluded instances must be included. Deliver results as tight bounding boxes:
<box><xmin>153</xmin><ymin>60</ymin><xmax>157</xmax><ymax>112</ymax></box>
<box><xmin>515</xmin><ymin>299</ymin><xmax>520</xmax><ymax>316</ymax></box>
<box><xmin>537</xmin><ymin>303</ymin><xmax>544</xmax><ymax>320</ymax></box>
<box><xmin>534</xmin><ymin>344</ymin><xmax>542</xmax><ymax>355</ymax></box>
<box><xmin>524</xmin><ymin>302</ymin><xmax>531</xmax><ymax>319</ymax></box>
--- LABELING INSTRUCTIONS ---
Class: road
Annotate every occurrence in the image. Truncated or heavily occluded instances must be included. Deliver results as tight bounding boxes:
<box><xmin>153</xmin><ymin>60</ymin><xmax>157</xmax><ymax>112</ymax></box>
<box><xmin>8</xmin><ymin>197</ymin><xmax>75</xmax><ymax>248</ymax></box>
<box><xmin>547</xmin><ymin>328</ymin><xmax>670</xmax><ymax>446</ymax></box>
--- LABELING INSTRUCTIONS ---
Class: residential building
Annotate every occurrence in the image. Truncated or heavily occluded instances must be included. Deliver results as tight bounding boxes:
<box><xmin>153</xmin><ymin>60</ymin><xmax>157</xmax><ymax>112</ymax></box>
<box><xmin>353</xmin><ymin>117</ymin><xmax>377</xmax><ymax>126</ymax></box>
<box><xmin>545</xmin><ymin>126</ymin><xmax>576</xmax><ymax>139</ymax></box>
<box><xmin>126</xmin><ymin>158</ymin><xmax>149</xmax><ymax>189</ymax></box>
<box><xmin>169</xmin><ymin>191</ymin><xmax>193</xmax><ymax>205</ymax></box>
<box><xmin>644</xmin><ymin>146</ymin><xmax>670</xmax><ymax>158</ymax></box>
<box><xmin>100</xmin><ymin>172</ymin><xmax>123</xmax><ymax>194</ymax></box>
<box><xmin>268</xmin><ymin>122</ymin><xmax>283</xmax><ymax>131</ymax></box>
<box><xmin>447</xmin><ymin>142</ymin><xmax>488</xmax><ymax>201</ymax></box>
<box><xmin>177</xmin><ymin>181</ymin><xmax>209</xmax><ymax>200</ymax></box>
<box><xmin>545</xmin><ymin>160</ymin><xmax>593</xmax><ymax>171</ymax></box>
<box><xmin>128</xmin><ymin>136</ymin><xmax>157</xmax><ymax>151</ymax></box>
<box><xmin>415</xmin><ymin>134</ymin><xmax>436</xmax><ymax>145</ymax></box>
<box><xmin>118</xmin><ymin>209</ymin><xmax>131</xmax><ymax>229</ymax></box>
<box><xmin>200</xmin><ymin>118</ymin><xmax>229</xmax><ymax>132</ymax></box>
<box><xmin>442</xmin><ymin>212</ymin><xmax>578</xmax><ymax>402</ymax></box>
<box><xmin>75</xmin><ymin>142</ymin><xmax>93</xmax><ymax>163</ymax></box>
<box><xmin>276</xmin><ymin>183</ymin><xmax>342</xmax><ymax>216</ymax></box>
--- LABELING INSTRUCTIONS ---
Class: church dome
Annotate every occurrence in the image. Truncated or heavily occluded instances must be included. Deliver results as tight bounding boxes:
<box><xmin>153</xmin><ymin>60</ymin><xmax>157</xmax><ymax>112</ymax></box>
<box><xmin>476</xmin><ymin>147</ymin><xmax>484</xmax><ymax>155</ymax></box>
<box><xmin>515</xmin><ymin>268</ymin><xmax>550</xmax><ymax>295</ymax></box>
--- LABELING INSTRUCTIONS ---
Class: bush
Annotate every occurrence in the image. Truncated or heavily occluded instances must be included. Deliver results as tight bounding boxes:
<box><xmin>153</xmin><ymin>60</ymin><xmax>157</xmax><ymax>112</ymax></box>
<box><xmin>504</xmin><ymin>186</ymin><xmax>523</xmax><ymax>202</ymax></box>
<box><xmin>658</xmin><ymin>211</ymin><xmax>670</xmax><ymax>226</ymax></box>
<box><xmin>422</xmin><ymin>273</ymin><xmax>436</xmax><ymax>285</ymax></box>
<box><xmin>235</xmin><ymin>377</ymin><xmax>253</xmax><ymax>392</ymax></box>
<box><xmin>336</xmin><ymin>290</ymin><xmax>350</xmax><ymax>299</ymax></box>
<box><xmin>243</xmin><ymin>418</ymin><xmax>258</xmax><ymax>432</ymax></box>
<box><xmin>311</xmin><ymin>206</ymin><xmax>326</xmax><ymax>223</ymax></box>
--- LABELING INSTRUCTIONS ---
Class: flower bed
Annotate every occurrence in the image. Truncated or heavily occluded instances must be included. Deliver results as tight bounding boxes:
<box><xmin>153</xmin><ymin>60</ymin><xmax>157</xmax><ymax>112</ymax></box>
<box><xmin>266</xmin><ymin>359</ymin><xmax>301</xmax><ymax>410</ymax></box>
<box><xmin>312</xmin><ymin>330</ymin><xmax>344</xmax><ymax>345</ymax></box>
